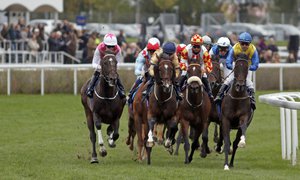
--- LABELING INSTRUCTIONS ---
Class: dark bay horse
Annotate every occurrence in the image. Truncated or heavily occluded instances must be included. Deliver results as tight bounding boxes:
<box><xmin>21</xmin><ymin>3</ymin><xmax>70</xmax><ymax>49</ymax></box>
<box><xmin>176</xmin><ymin>63</ymin><xmax>211</xmax><ymax>164</ymax></box>
<box><xmin>146</xmin><ymin>55</ymin><xmax>178</xmax><ymax>165</ymax></box>
<box><xmin>81</xmin><ymin>52</ymin><xmax>126</xmax><ymax>163</ymax></box>
<box><xmin>206</xmin><ymin>59</ymin><xmax>223</xmax><ymax>152</ymax></box>
<box><xmin>221</xmin><ymin>53</ymin><xmax>254</xmax><ymax>170</ymax></box>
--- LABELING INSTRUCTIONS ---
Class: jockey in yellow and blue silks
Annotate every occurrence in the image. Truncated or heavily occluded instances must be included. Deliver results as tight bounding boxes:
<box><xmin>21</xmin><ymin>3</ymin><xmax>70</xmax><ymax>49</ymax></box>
<box><xmin>214</xmin><ymin>32</ymin><xmax>259</xmax><ymax>110</ymax></box>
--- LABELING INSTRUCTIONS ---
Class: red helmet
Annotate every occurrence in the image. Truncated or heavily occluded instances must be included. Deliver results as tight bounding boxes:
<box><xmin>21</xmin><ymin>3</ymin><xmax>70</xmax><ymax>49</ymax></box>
<box><xmin>190</xmin><ymin>34</ymin><xmax>203</xmax><ymax>45</ymax></box>
<box><xmin>176</xmin><ymin>44</ymin><xmax>186</xmax><ymax>54</ymax></box>
<box><xmin>147</xmin><ymin>37</ymin><xmax>160</xmax><ymax>51</ymax></box>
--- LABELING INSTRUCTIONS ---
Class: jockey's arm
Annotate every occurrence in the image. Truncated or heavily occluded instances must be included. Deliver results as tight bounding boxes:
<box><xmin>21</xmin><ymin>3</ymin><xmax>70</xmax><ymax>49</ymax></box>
<box><xmin>226</xmin><ymin>48</ymin><xmax>234</xmax><ymax>70</ymax></box>
<box><xmin>134</xmin><ymin>52</ymin><xmax>146</xmax><ymax>76</ymax></box>
<box><xmin>92</xmin><ymin>48</ymin><xmax>101</xmax><ymax>70</ymax></box>
<box><xmin>172</xmin><ymin>54</ymin><xmax>180</xmax><ymax>78</ymax></box>
<box><xmin>249</xmin><ymin>50</ymin><xmax>259</xmax><ymax>71</ymax></box>
<box><xmin>203</xmin><ymin>51</ymin><xmax>212</xmax><ymax>73</ymax></box>
<box><xmin>149</xmin><ymin>49</ymin><xmax>162</xmax><ymax>77</ymax></box>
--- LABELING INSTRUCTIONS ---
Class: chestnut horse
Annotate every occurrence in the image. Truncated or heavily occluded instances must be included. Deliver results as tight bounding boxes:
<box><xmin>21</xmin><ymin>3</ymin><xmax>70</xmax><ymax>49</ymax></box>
<box><xmin>81</xmin><ymin>52</ymin><xmax>126</xmax><ymax>163</ymax></box>
<box><xmin>146</xmin><ymin>55</ymin><xmax>178</xmax><ymax>165</ymax></box>
<box><xmin>221</xmin><ymin>53</ymin><xmax>254</xmax><ymax>170</ymax></box>
<box><xmin>176</xmin><ymin>63</ymin><xmax>211</xmax><ymax>164</ymax></box>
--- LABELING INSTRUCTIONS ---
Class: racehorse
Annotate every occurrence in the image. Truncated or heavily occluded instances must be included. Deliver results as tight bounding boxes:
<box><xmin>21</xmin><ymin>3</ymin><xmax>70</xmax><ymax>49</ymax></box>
<box><xmin>221</xmin><ymin>53</ymin><xmax>254</xmax><ymax>170</ymax></box>
<box><xmin>176</xmin><ymin>63</ymin><xmax>211</xmax><ymax>164</ymax></box>
<box><xmin>146</xmin><ymin>54</ymin><xmax>178</xmax><ymax>165</ymax></box>
<box><xmin>206</xmin><ymin>58</ymin><xmax>223</xmax><ymax>152</ymax></box>
<box><xmin>126</xmin><ymin>76</ymin><xmax>148</xmax><ymax>162</ymax></box>
<box><xmin>81</xmin><ymin>51</ymin><xmax>126</xmax><ymax>163</ymax></box>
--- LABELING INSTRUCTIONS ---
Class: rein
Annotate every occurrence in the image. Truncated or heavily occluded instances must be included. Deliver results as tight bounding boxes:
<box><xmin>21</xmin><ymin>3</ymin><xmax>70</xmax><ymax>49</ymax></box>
<box><xmin>153</xmin><ymin>83</ymin><xmax>174</xmax><ymax>103</ymax></box>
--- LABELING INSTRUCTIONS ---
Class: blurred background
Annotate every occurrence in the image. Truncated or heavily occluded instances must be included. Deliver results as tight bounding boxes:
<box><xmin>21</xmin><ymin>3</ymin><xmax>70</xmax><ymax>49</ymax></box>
<box><xmin>0</xmin><ymin>0</ymin><xmax>300</xmax><ymax>64</ymax></box>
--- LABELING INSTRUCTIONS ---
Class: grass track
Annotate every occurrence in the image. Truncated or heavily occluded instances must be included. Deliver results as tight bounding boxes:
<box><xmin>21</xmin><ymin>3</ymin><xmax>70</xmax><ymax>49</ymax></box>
<box><xmin>0</xmin><ymin>91</ymin><xmax>299</xmax><ymax>180</ymax></box>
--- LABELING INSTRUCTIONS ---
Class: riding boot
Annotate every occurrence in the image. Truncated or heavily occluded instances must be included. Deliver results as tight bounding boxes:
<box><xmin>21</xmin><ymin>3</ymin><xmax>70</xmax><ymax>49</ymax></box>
<box><xmin>248</xmin><ymin>88</ymin><xmax>256</xmax><ymax>110</ymax></box>
<box><xmin>178</xmin><ymin>75</ymin><xmax>187</xmax><ymax>90</ymax></box>
<box><xmin>202</xmin><ymin>77</ymin><xmax>214</xmax><ymax>102</ymax></box>
<box><xmin>86</xmin><ymin>71</ymin><xmax>100</xmax><ymax>98</ymax></box>
<box><xmin>117</xmin><ymin>78</ymin><xmax>126</xmax><ymax>99</ymax></box>
<box><xmin>128</xmin><ymin>77</ymin><xmax>143</xmax><ymax>104</ymax></box>
<box><xmin>174</xmin><ymin>83</ymin><xmax>183</xmax><ymax>101</ymax></box>
<box><xmin>142</xmin><ymin>77</ymin><xmax>154</xmax><ymax>100</ymax></box>
<box><xmin>214</xmin><ymin>84</ymin><xmax>229</xmax><ymax>104</ymax></box>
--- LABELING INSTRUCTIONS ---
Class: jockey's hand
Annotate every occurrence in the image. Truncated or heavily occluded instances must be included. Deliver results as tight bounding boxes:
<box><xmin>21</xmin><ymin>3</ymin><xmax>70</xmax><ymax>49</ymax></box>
<box><xmin>179</xmin><ymin>63</ymin><xmax>187</xmax><ymax>71</ymax></box>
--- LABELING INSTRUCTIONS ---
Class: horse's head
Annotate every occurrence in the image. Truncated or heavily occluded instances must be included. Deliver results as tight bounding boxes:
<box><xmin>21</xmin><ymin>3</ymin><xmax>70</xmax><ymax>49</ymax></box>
<box><xmin>154</xmin><ymin>54</ymin><xmax>175</xmax><ymax>93</ymax></box>
<box><xmin>100</xmin><ymin>52</ymin><xmax>118</xmax><ymax>86</ymax></box>
<box><xmin>233</xmin><ymin>53</ymin><xmax>249</xmax><ymax>92</ymax></box>
<box><xmin>186</xmin><ymin>63</ymin><xmax>203</xmax><ymax>93</ymax></box>
<box><xmin>208</xmin><ymin>56</ymin><xmax>222</xmax><ymax>89</ymax></box>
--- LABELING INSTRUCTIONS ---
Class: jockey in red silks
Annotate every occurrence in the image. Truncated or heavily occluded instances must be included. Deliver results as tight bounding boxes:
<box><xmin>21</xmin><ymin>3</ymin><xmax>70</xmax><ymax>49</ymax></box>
<box><xmin>176</xmin><ymin>43</ymin><xmax>186</xmax><ymax>62</ymax></box>
<box><xmin>127</xmin><ymin>37</ymin><xmax>161</xmax><ymax>104</ymax></box>
<box><xmin>178</xmin><ymin>34</ymin><xmax>214</xmax><ymax>101</ymax></box>
<box><xmin>86</xmin><ymin>33</ymin><xmax>126</xmax><ymax>99</ymax></box>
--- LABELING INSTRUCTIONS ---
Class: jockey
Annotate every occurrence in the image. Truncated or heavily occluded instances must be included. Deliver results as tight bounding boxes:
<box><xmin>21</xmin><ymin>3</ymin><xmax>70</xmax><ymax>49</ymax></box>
<box><xmin>86</xmin><ymin>33</ymin><xmax>126</xmax><ymax>99</ymax></box>
<box><xmin>176</xmin><ymin>43</ymin><xmax>186</xmax><ymax>62</ymax></box>
<box><xmin>202</xmin><ymin>35</ymin><xmax>213</xmax><ymax>52</ymax></box>
<box><xmin>143</xmin><ymin>41</ymin><xmax>182</xmax><ymax>100</ymax></box>
<box><xmin>127</xmin><ymin>37</ymin><xmax>160</xmax><ymax>104</ymax></box>
<box><xmin>209</xmin><ymin>36</ymin><xmax>232</xmax><ymax>78</ymax></box>
<box><xmin>179</xmin><ymin>34</ymin><xmax>214</xmax><ymax>101</ymax></box>
<box><xmin>214</xmin><ymin>32</ymin><xmax>259</xmax><ymax>110</ymax></box>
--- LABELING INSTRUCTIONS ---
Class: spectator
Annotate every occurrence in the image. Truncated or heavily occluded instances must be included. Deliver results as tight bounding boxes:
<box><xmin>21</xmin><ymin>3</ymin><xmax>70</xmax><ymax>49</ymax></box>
<box><xmin>117</xmin><ymin>29</ymin><xmax>127</xmax><ymax>47</ymax></box>
<box><xmin>86</xmin><ymin>31</ymin><xmax>98</xmax><ymax>63</ymax></box>
<box><xmin>27</xmin><ymin>33</ymin><xmax>40</xmax><ymax>62</ymax></box>
<box><xmin>287</xmin><ymin>35</ymin><xmax>299</xmax><ymax>63</ymax></box>
<box><xmin>257</xmin><ymin>36</ymin><xmax>268</xmax><ymax>63</ymax></box>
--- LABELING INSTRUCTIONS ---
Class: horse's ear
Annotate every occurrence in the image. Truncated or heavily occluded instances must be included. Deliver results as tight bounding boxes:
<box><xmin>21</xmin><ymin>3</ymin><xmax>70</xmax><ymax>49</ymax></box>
<box><xmin>237</xmin><ymin>53</ymin><xmax>248</xmax><ymax>60</ymax></box>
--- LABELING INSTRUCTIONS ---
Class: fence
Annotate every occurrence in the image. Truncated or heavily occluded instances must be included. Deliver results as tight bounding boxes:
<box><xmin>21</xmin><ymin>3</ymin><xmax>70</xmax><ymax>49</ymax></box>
<box><xmin>259</xmin><ymin>92</ymin><xmax>300</xmax><ymax>166</ymax></box>
<box><xmin>0</xmin><ymin>63</ymin><xmax>299</xmax><ymax>95</ymax></box>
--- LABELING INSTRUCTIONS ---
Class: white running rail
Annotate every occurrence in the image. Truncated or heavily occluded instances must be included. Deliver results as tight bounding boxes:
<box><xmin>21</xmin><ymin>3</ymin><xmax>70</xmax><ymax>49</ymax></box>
<box><xmin>259</xmin><ymin>92</ymin><xmax>300</xmax><ymax>166</ymax></box>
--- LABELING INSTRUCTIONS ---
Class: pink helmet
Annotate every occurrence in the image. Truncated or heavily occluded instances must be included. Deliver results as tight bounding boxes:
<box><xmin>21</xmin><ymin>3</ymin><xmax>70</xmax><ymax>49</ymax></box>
<box><xmin>103</xmin><ymin>33</ymin><xmax>117</xmax><ymax>46</ymax></box>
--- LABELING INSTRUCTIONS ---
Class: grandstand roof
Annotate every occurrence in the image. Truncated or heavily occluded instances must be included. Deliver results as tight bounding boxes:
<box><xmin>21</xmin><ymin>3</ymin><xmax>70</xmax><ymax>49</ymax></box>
<box><xmin>0</xmin><ymin>0</ymin><xmax>63</xmax><ymax>13</ymax></box>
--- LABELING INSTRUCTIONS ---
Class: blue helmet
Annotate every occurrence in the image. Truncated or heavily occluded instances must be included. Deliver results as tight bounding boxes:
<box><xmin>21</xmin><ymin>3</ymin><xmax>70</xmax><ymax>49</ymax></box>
<box><xmin>238</xmin><ymin>32</ymin><xmax>252</xmax><ymax>43</ymax></box>
<box><xmin>163</xmin><ymin>42</ymin><xmax>176</xmax><ymax>54</ymax></box>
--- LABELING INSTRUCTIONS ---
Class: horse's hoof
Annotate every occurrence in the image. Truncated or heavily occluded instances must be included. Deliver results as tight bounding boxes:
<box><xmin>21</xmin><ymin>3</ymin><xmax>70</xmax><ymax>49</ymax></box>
<box><xmin>174</xmin><ymin>152</ymin><xmax>179</xmax><ymax>156</ymax></box>
<box><xmin>200</xmin><ymin>152</ymin><xmax>207</xmax><ymax>158</ymax></box>
<box><xmin>184</xmin><ymin>160</ymin><xmax>190</xmax><ymax>164</ymax></box>
<box><xmin>109</xmin><ymin>143</ymin><xmax>116</xmax><ymax>148</ymax></box>
<box><xmin>90</xmin><ymin>157</ymin><xmax>99</xmax><ymax>164</ymax></box>
<box><xmin>238</xmin><ymin>140</ymin><xmax>246</xmax><ymax>148</ymax></box>
<box><xmin>146</xmin><ymin>141</ymin><xmax>154</xmax><ymax>147</ymax></box>
<box><xmin>100</xmin><ymin>151</ymin><xmax>107</xmax><ymax>157</ymax></box>
<box><xmin>125</xmin><ymin>137</ymin><xmax>130</xmax><ymax>145</ymax></box>
<box><xmin>166</xmin><ymin>147</ymin><xmax>173</xmax><ymax>155</ymax></box>
<box><xmin>224</xmin><ymin>165</ymin><xmax>230</xmax><ymax>170</ymax></box>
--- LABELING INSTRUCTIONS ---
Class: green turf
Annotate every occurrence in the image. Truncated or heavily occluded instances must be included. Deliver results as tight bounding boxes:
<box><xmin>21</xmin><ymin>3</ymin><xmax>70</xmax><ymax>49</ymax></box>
<box><xmin>0</xmin><ymin>91</ymin><xmax>299</xmax><ymax>179</ymax></box>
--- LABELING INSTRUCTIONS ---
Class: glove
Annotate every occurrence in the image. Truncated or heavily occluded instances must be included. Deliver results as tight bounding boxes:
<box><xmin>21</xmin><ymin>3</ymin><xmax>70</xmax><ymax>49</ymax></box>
<box><xmin>226</xmin><ymin>63</ymin><xmax>233</xmax><ymax>70</ymax></box>
<box><xmin>179</xmin><ymin>63</ymin><xmax>187</xmax><ymax>71</ymax></box>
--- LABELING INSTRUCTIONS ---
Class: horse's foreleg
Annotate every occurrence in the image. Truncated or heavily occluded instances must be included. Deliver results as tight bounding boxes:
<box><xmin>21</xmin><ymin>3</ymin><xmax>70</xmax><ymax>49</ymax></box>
<box><xmin>222</xmin><ymin>118</ymin><xmax>231</xmax><ymax>170</ymax></box>
<box><xmin>188</xmin><ymin>129</ymin><xmax>201</xmax><ymax>163</ymax></box>
<box><xmin>87</xmin><ymin>116</ymin><xmax>98</xmax><ymax>163</ymax></box>
<box><xmin>213</xmin><ymin>123</ymin><xmax>219</xmax><ymax>143</ymax></box>
<box><xmin>94</xmin><ymin>114</ymin><xmax>107</xmax><ymax>157</ymax></box>
<box><xmin>215</xmin><ymin>124</ymin><xmax>224</xmax><ymax>153</ymax></box>
<box><xmin>107</xmin><ymin>119</ymin><xmax>120</xmax><ymax>148</ymax></box>
<box><xmin>201</xmin><ymin>122</ymin><xmax>211</xmax><ymax>158</ymax></box>
<box><xmin>146</xmin><ymin>117</ymin><xmax>156</xmax><ymax>148</ymax></box>
<box><xmin>238</xmin><ymin>116</ymin><xmax>249</xmax><ymax>148</ymax></box>
<box><xmin>181</xmin><ymin>120</ymin><xmax>190</xmax><ymax>164</ymax></box>
<box><xmin>164</xmin><ymin>118</ymin><xmax>178</xmax><ymax>155</ymax></box>
<box><xmin>174</xmin><ymin>128</ymin><xmax>183</xmax><ymax>156</ymax></box>
<box><xmin>230</xmin><ymin>128</ymin><xmax>242</xmax><ymax>168</ymax></box>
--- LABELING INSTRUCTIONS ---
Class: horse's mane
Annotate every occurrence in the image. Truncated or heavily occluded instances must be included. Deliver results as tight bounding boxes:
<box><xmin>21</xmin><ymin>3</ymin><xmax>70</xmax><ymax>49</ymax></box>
<box><xmin>236</xmin><ymin>53</ymin><xmax>248</xmax><ymax>61</ymax></box>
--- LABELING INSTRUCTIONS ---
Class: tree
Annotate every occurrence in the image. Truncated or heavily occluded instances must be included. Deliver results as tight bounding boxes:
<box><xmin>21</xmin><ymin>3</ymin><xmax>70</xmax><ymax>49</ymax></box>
<box><xmin>153</xmin><ymin>0</ymin><xmax>177</xmax><ymax>12</ymax></box>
